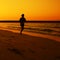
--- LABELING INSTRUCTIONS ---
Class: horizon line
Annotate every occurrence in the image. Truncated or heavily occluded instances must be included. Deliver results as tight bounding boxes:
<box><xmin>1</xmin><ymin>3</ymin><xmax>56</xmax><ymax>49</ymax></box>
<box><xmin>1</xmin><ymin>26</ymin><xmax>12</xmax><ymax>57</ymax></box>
<box><xmin>0</xmin><ymin>20</ymin><xmax>60</xmax><ymax>23</ymax></box>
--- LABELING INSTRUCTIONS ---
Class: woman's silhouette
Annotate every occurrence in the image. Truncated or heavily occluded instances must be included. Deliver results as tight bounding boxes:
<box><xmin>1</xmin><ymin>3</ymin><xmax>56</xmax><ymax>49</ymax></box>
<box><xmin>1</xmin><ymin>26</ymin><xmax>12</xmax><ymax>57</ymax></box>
<box><xmin>19</xmin><ymin>14</ymin><xmax>26</xmax><ymax>34</ymax></box>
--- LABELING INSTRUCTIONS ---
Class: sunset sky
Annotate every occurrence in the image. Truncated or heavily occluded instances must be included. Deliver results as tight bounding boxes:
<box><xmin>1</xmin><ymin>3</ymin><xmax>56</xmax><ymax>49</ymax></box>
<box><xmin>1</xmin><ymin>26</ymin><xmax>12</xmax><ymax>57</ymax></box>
<box><xmin>0</xmin><ymin>0</ymin><xmax>60</xmax><ymax>20</ymax></box>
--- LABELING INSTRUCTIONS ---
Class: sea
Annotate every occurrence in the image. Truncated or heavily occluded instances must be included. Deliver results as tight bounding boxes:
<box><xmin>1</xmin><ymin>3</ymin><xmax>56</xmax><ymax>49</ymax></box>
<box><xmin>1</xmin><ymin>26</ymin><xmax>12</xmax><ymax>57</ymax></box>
<box><xmin>0</xmin><ymin>22</ymin><xmax>60</xmax><ymax>37</ymax></box>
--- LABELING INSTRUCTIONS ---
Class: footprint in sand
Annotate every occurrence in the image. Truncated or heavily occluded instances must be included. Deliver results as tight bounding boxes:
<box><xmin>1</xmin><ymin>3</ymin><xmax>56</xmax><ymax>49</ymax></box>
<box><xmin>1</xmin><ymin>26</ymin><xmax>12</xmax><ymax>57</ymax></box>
<box><xmin>28</xmin><ymin>48</ymin><xmax>35</xmax><ymax>53</ymax></box>
<box><xmin>8</xmin><ymin>48</ymin><xmax>23</xmax><ymax>56</ymax></box>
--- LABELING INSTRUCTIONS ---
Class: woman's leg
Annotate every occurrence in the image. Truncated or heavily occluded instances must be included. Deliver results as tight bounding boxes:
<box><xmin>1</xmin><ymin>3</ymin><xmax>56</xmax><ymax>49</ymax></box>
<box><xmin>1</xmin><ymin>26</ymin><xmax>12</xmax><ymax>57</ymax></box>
<box><xmin>20</xmin><ymin>26</ymin><xmax>24</xmax><ymax>34</ymax></box>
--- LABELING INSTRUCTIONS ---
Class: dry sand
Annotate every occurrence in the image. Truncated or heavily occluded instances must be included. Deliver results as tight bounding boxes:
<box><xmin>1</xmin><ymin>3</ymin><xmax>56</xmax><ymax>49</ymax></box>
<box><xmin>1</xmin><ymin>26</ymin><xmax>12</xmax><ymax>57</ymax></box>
<box><xmin>0</xmin><ymin>30</ymin><xmax>60</xmax><ymax>60</ymax></box>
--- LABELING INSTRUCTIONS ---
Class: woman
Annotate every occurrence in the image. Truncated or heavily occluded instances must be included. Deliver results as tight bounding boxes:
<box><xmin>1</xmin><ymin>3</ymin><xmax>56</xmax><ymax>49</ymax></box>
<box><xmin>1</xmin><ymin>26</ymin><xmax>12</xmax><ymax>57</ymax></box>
<box><xmin>19</xmin><ymin>14</ymin><xmax>26</xmax><ymax>34</ymax></box>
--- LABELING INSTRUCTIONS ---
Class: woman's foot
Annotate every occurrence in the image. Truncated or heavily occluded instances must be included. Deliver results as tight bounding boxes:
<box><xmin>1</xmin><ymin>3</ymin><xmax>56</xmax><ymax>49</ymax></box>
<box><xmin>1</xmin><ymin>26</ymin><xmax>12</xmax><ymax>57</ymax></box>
<box><xmin>20</xmin><ymin>32</ymin><xmax>22</xmax><ymax>34</ymax></box>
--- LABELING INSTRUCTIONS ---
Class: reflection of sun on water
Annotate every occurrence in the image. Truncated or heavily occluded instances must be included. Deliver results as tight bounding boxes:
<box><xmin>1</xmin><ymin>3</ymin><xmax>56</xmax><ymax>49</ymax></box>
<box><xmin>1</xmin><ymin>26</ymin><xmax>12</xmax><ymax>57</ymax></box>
<box><xmin>0</xmin><ymin>23</ymin><xmax>19</xmax><ymax>28</ymax></box>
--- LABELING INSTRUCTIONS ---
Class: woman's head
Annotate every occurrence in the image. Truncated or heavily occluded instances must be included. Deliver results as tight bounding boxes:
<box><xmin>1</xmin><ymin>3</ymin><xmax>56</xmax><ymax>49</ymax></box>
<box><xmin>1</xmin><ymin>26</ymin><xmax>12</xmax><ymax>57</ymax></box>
<box><xmin>21</xmin><ymin>14</ymin><xmax>24</xmax><ymax>17</ymax></box>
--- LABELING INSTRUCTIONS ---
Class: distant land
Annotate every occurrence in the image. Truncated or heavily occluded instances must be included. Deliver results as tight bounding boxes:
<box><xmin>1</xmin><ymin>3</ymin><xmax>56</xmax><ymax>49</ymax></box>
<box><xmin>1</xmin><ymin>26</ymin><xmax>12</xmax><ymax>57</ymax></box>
<box><xmin>0</xmin><ymin>20</ymin><xmax>60</xmax><ymax>23</ymax></box>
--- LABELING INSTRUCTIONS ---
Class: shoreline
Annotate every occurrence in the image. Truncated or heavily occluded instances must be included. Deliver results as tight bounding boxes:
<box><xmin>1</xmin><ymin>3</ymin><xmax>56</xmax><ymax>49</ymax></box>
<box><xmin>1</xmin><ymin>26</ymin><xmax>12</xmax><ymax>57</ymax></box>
<box><xmin>0</xmin><ymin>28</ymin><xmax>60</xmax><ymax>42</ymax></box>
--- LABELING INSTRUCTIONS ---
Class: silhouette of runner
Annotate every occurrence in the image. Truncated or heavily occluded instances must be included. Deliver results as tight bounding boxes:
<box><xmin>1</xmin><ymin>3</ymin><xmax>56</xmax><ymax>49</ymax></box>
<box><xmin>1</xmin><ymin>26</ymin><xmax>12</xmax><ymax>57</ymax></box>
<box><xmin>19</xmin><ymin>14</ymin><xmax>26</xmax><ymax>34</ymax></box>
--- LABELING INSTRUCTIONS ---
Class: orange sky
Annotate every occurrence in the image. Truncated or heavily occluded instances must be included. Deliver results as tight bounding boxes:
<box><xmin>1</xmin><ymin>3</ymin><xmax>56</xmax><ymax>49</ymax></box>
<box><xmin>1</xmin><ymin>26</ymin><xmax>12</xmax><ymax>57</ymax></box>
<box><xmin>0</xmin><ymin>0</ymin><xmax>60</xmax><ymax>20</ymax></box>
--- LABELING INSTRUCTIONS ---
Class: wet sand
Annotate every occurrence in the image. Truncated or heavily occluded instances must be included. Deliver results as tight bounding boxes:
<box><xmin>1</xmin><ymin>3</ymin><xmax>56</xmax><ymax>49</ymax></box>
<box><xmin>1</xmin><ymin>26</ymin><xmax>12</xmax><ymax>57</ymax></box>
<box><xmin>0</xmin><ymin>30</ymin><xmax>60</xmax><ymax>60</ymax></box>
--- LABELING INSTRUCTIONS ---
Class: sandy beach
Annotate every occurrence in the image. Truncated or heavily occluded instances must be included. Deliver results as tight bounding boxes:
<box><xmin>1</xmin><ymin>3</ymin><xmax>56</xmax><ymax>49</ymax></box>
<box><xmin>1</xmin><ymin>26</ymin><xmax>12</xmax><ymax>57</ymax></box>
<box><xmin>0</xmin><ymin>30</ymin><xmax>60</xmax><ymax>60</ymax></box>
